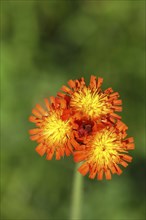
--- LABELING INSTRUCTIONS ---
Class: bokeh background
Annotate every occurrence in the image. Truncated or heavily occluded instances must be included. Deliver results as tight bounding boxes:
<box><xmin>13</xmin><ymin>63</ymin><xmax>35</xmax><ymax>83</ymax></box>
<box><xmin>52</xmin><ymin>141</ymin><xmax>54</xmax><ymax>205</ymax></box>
<box><xmin>1</xmin><ymin>0</ymin><xmax>145</xmax><ymax>219</ymax></box>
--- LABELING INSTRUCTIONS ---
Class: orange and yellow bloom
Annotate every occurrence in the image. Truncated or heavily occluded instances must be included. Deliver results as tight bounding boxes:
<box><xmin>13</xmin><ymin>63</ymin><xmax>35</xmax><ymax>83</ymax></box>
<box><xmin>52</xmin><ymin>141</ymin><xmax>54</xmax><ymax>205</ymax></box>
<box><xmin>29</xmin><ymin>97</ymin><xmax>78</xmax><ymax>160</ymax></box>
<box><xmin>29</xmin><ymin>75</ymin><xmax>134</xmax><ymax>180</ymax></box>
<box><xmin>74</xmin><ymin>120</ymin><xmax>134</xmax><ymax>180</ymax></box>
<box><xmin>58</xmin><ymin>75</ymin><xmax>122</xmax><ymax>122</ymax></box>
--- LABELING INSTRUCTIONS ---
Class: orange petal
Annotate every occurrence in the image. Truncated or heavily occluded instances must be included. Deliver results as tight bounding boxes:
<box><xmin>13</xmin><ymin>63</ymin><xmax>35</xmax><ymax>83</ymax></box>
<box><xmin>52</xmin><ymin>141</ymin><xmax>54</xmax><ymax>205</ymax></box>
<box><xmin>59</xmin><ymin>99</ymin><xmax>66</xmax><ymax>108</ymax></box>
<box><xmin>75</xmin><ymin>80</ymin><xmax>80</xmax><ymax>89</ymax></box>
<box><xmin>29</xmin><ymin>128</ymin><xmax>40</xmax><ymax>135</ymax></box>
<box><xmin>44</xmin><ymin>98</ymin><xmax>51</xmax><ymax>111</ymax></box>
<box><xmin>109</xmin><ymin>92</ymin><xmax>119</xmax><ymax>98</ymax></box>
<box><xmin>32</xmin><ymin>109</ymin><xmax>42</xmax><ymax>118</ymax></box>
<box><xmin>30</xmin><ymin>134</ymin><xmax>40</xmax><ymax>141</ymax></box>
<box><xmin>80</xmin><ymin>77</ymin><xmax>85</xmax><ymax>87</ymax></box>
<box><xmin>36</xmin><ymin>104</ymin><xmax>47</xmax><ymax>115</ymax></box>
<box><xmin>78</xmin><ymin>163</ymin><xmax>89</xmax><ymax>176</ymax></box>
<box><xmin>56</xmin><ymin>150</ymin><xmax>61</xmax><ymax>160</ymax></box>
<box><xmin>89</xmin><ymin>169</ymin><xmax>97</xmax><ymax>179</ymax></box>
<box><xmin>110</xmin><ymin>113</ymin><xmax>121</xmax><ymax>120</ymax></box>
<box><xmin>113</xmin><ymin>100</ymin><xmax>122</xmax><ymax>105</ymax></box>
<box><xmin>113</xmin><ymin>106</ymin><xmax>122</xmax><ymax>112</ymax></box>
<box><xmin>61</xmin><ymin>109</ymin><xmax>71</xmax><ymax>121</ymax></box>
<box><xmin>46</xmin><ymin>149</ymin><xmax>54</xmax><ymax>160</ymax></box>
<box><xmin>126</xmin><ymin>137</ymin><xmax>134</xmax><ymax>143</ymax></box>
<box><xmin>74</xmin><ymin>151</ymin><xmax>87</xmax><ymax>162</ymax></box>
<box><xmin>29</xmin><ymin>116</ymin><xmax>37</xmax><ymax>123</ymax></box>
<box><xmin>68</xmin><ymin>79</ymin><xmax>76</xmax><ymax>88</ymax></box>
<box><xmin>50</xmin><ymin>96</ymin><xmax>55</xmax><ymax>105</ymax></box>
<box><xmin>67</xmin><ymin>141</ymin><xmax>73</xmax><ymax>153</ymax></box>
<box><xmin>109</xmin><ymin>164</ymin><xmax>117</xmax><ymax>174</ymax></box>
<box><xmin>35</xmin><ymin>143</ymin><xmax>46</xmax><ymax>156</ymax></box>
<box><xmin>57</xmin><ymin>92</ymin><xmax>66</xmax><ymax>98</ymax></box>
<box><xmin>89</xmin><ymin>75</ymin><xmax>96</xmax><ymax>89</ymax></box>
<box><xmin>104</xmin><ymin>87</ymin><xmax>113</xmax><ymax>94</ymax></box>
<box><xmin>97</xmin><ymin>170</ymin><xmax>103</xmax><ymax>180</ymax></box>
<box><xmin>126</xmin><ymin>143</ymin><xmax>135</xmax><ymax>150</ymax></box>
<box><xmin>97</xmin><ymin>77</ymin><xmax>103</xmax><ymax>89</ymax></box>
<box><xmin>105</xmin><ymin>169</ymin><xmax>111</xmax><ymax>180</ymax></box>
<box><xmin>36</xmin><ymin>135</ymin><xmax>46</xmax><ymax>143</ymax></box>
<box><xmin>109</xmin><ymin>117</ymin><xmax>116</xmax><ymax>123</ymax></box>
<box><xmin>70</xmin><ymin>138</ymin><xmax>80</xmax><ymax>150</ymax></box>
<box><xmin>114</xmin><ymin>164</ymin><xmax>122</xmax><ymax>175</ymax></box>
<box><xmin>120</xmin><ymin>160</ymin><xmax>128</xmax><ymax>167</ymax></box>
<box><xmin>61</xmin><ymin>85</ymin><xmax>72</xmax><ymax>94</ymax></box>
<box><xmin>120</xmin><ymin>154</ymin><xmax>132</xmax><ymax>162</ymax></box>
<box><xmin>56</xmin><ymin>147</ymin><xmax>64</xmax><ymax>157</ymax></box>
<box><xmin>65</xmin><ymin>147</ymin><xmax>72</xmax><ymax>156</ymax></box>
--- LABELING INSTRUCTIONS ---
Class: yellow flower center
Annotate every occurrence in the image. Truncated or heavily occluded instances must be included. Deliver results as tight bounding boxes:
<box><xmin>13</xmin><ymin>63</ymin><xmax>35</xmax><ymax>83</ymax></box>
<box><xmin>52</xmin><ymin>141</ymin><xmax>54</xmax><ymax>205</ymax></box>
<box><xmin>70</xmin><ymin>87</ymin><xmax>110</xmax><ymax>118</ymax></box>
<box><xmin>89</xmin><ymin>129</ymin><xmax>122</xmax><ymax>166</ymax></box>
<box><xmin>43</xmin><ymin>112</ymin><xmax>71</xmax><ymax>145</ymax></box>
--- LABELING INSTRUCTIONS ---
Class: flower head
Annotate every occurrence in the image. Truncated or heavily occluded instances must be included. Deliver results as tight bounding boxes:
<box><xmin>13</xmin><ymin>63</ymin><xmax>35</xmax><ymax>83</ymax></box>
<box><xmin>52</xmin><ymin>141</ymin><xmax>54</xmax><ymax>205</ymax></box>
<box><xmin>29</xmin><ymin>96</ymin><xmax>78</xmax><ymax>160</ymax></box>
<box><xmin>58</xmin><ymin>75</ymin><xmax>122</xmax><ymax>122</ymax></box>
<box><xmin>29</xmin><ymin>74</ymin><xmax>134</xmax><ymax>181</ymax></box>
<box><xmin>74</xmin><ymin>120</ymin><xmax>134</xmax><ymax>180</ymax></box>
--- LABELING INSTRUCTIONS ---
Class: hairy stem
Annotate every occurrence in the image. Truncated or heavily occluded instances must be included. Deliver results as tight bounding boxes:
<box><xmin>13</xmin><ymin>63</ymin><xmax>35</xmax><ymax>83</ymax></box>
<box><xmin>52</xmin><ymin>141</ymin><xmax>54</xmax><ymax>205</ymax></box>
<box><xmin>70</xmin><ymin>163</ymin><xmax>83</xmax><ymax>220</ymax></box>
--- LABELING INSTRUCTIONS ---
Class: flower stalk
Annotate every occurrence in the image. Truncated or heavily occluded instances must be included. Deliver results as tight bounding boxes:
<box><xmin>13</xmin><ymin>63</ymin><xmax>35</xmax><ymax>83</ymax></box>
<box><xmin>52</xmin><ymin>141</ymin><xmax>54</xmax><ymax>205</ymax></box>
<box><xmin>70</xmin><ymin>163</ymin><xmax>83</xmax><ymax>220</ymax></box>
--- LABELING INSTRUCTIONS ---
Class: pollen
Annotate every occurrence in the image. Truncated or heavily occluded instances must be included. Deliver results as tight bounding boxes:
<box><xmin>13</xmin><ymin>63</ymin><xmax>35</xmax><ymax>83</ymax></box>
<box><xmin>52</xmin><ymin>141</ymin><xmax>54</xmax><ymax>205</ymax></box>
<box><xmin>43</xmin><ymin>112</ymin><xmax>71</xmax><ymax>145</ymax></box>
<box><xmin>89</xmin><ymin>130</ymin><xmax>122</xmax><ymax>166</ymax></box>
<box><xmin>70</xmin><ymin>87</ymin><xmax>111</xmax><ymax>118</ymax></box>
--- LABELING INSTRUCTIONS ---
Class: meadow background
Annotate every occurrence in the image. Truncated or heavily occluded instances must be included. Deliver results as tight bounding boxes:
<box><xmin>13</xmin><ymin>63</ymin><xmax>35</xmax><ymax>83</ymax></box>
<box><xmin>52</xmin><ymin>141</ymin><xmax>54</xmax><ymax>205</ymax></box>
<box><xmin>1</xmin><ymin>0</ymin><xmax>145</xmax><ymax>219</ymax></box>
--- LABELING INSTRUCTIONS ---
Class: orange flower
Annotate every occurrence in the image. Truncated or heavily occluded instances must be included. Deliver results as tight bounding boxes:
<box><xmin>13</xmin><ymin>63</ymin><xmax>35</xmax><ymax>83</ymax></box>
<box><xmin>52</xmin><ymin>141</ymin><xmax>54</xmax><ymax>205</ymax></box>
<box><xmin>74</xmin><ymin>120</ymin><xmax>134</xmax><ymax>180</ymax></box>
<box><xmin>29</xmin><ymin>75</ymin><xmax>134</xmax><ymax>181</ymax></box>
<box><xmin>29</xmin><ymin>97</ymin><xmax>79</xmax><ymax>160</ymax></box>
<box><xmin>58</xmin><ymin>75</ymin><xmax>122</xmax><ymax>122</ymax></box>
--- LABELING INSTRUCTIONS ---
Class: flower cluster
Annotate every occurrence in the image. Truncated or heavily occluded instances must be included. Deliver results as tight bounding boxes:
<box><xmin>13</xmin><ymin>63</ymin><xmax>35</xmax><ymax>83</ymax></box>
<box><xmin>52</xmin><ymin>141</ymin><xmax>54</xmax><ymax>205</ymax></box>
<box><xmin>29</xmin><ymin>75</ymin><xmax>134</xmax><ymax>180</ymax></box>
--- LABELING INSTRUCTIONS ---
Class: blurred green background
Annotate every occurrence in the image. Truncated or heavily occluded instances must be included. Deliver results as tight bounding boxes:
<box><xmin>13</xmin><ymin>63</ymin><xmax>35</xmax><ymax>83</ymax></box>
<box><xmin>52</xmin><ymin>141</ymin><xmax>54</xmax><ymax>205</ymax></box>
<box><xmin>1</xmin><ymin>0</ymin><xmax>145</xmax><ymax>219</ymax></box>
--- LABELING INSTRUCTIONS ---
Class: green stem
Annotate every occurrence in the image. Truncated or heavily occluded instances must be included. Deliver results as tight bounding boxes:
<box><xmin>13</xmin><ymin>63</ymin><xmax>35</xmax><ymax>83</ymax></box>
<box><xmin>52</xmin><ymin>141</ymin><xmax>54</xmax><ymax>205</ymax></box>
<box><xmin>70</xmin><ymin>163</ymin><xmax>83</xmax><ymax>220</ymax></box>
